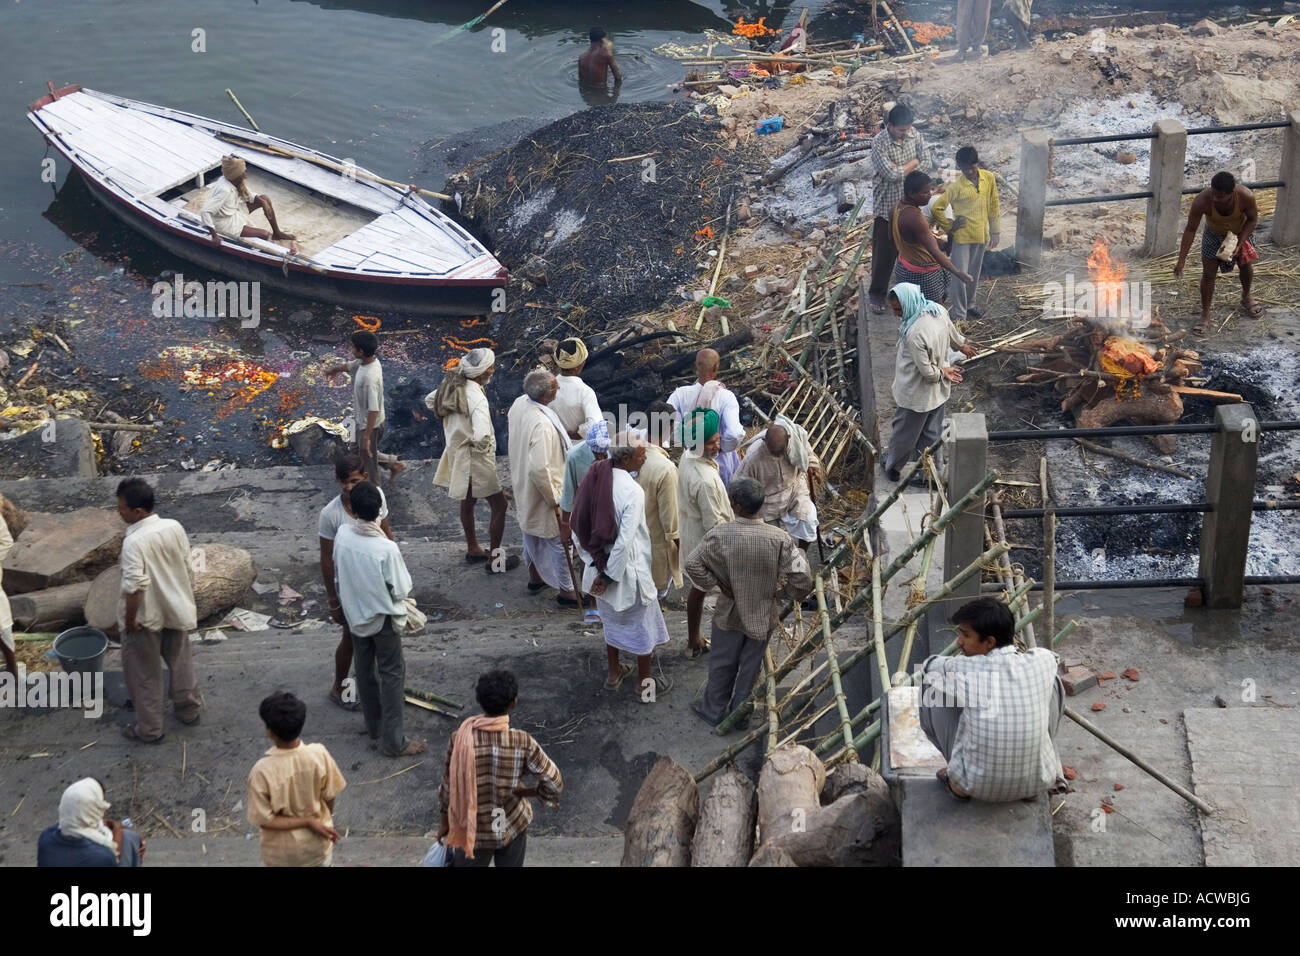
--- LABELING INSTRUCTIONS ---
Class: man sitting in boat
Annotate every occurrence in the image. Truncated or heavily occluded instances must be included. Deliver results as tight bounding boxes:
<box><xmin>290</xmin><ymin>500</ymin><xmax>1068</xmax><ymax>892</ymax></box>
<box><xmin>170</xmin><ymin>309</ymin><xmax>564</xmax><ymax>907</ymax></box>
<box><xmin>201</xmin><ymin>155</ymin><xmax>296</xmax><ymax>249</ymax></box>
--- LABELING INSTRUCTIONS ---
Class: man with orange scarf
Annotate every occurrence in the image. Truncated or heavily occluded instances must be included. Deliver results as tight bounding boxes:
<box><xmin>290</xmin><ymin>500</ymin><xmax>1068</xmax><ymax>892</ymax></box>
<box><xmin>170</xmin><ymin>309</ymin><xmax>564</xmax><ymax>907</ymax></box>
<box><xmin>438</xmin><ymin>670</ymin><xmax>562</xmax><ymax>867</ymax></box>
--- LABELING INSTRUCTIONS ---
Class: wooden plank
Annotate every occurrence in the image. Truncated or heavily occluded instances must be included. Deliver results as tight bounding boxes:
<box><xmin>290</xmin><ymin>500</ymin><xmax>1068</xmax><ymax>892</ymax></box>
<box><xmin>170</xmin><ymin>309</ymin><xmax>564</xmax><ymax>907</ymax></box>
<box><xmin>1170</xmin><ymin>385</ymin><xmax>1243</xmax><ymax>403</ymax></box>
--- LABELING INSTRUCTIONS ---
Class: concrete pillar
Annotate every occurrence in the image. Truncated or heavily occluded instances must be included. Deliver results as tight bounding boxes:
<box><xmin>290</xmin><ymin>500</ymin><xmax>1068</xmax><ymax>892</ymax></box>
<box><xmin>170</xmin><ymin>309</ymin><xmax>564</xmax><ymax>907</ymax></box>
<box><xmin>943</xmin><ymin>413</ymin><xmax>988</xmax><ymax>607</ymax></box>
<box><xmin>1199</xmin><ymin>403</ymin><xmax>1259</xmax><ymax>609</ymax></box>
<box><xmin>1273</xmin><ymin>110</ymin><xmax>1300</xmax><ymax>246</ymax></box>
<box><xmin>1143</xmin><ymin>119</ymin><xmax>1187</xmax><ymax>257</ymax></box>
<box><xmin>1015</xmin><ymin>129</ymin><xmax>1050</xmax><ymax>268</ymax></box>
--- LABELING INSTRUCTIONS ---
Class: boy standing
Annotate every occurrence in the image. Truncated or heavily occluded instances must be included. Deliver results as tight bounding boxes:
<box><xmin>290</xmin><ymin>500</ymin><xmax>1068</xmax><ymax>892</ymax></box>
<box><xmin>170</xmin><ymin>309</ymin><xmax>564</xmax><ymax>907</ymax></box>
<box><xmin>332</xmin><ymin>481</ymin><xmax>426</xmax><ymax>757</ymax></box>
<box><xmin>115</xmin><ymin>478</ymin><xmax>202</xmax><ymax>743</ymax></box>
<box><xmin>319</xmin><ymin>455</ymin><xmax>393</xmax><ymax>711</ymax></box>
<box><xmin>247</xmin><ymin>692</ymin><xmax>347</xmax><ymax>866</ymax></box>
<box><xmin>325</xmin><ymin>330</ymin><xmax>404</xmax><ymax>485</ymax></box>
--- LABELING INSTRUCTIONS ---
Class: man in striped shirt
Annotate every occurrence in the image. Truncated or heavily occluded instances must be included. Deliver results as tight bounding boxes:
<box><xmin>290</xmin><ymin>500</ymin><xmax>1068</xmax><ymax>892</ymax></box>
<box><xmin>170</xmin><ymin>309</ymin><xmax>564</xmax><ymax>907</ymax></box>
<box><xmin>868</xmin><ymin>103</ymin><xmax>935</xmax><ymax>314</ymax></box>
<box><xmin>438</xmin><ymin>670</ymin><xmax>563</xmax><ymax>867</ymax></box>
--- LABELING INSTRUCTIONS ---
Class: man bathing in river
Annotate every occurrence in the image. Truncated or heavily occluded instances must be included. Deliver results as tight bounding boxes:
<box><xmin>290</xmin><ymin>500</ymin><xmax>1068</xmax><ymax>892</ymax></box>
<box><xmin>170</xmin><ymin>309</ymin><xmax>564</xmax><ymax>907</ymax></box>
<box><xmin>1174</xmin><ymin>171</ymin><xmax>1262</xmax><ymax>336</ymax></box>
<box><xmin>578</xmin><ymin>26</ymin><xmax>622</xmax><ymax>89</ymax></box>
<box><xmin>202</xmin><ymin>155</ymin><xmax>296</xmax><ymax>249</ymax></box>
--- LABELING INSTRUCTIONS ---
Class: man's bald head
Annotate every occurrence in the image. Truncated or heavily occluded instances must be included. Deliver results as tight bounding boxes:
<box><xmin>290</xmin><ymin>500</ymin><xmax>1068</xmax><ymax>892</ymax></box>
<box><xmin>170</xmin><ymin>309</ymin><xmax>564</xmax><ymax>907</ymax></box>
<box><xmin>763</xmin><ymin>424</ymin><xmax>789</xmax><ymax>457</ymax></box>
<box><xmin>695</xmin><ymin>348</ymin><xmax>720</xmax><ymax>381</ymax></box>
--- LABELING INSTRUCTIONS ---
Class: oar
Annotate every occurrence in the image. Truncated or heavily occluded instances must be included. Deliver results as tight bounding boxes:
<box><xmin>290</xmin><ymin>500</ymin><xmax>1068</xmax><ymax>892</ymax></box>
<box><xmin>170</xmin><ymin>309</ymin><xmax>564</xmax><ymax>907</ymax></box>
<box><xmin>175</xmin><ymin>207</ymin><xmax>327</xmax><ymax>273</ymax></box>
<box><xmin>216</xmin><ymin>132</ymin><xmax>452</xmax><ymax>202</ymax></box>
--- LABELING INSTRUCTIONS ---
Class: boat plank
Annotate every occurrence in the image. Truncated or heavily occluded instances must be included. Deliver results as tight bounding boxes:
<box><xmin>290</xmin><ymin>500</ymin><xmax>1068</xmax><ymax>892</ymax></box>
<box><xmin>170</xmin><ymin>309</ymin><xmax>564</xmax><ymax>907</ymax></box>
<box><xmin>66</xmin><ymin>126</ymin><xmax>195</xmax><ymax>185</ymax></box>
<box><xmin>61</xmin><ymin>132</ymin><xmax>186</xmax><ymax>194</ymax></box>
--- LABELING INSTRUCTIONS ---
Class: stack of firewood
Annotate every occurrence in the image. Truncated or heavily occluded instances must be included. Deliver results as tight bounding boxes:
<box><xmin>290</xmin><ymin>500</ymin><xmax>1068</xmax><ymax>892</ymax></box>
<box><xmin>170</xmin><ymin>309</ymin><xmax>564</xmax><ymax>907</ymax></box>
<box><xmin>1002</xmin><ymin>319</ymin><xmax>1240</xmax><ymax>452</ymax></box>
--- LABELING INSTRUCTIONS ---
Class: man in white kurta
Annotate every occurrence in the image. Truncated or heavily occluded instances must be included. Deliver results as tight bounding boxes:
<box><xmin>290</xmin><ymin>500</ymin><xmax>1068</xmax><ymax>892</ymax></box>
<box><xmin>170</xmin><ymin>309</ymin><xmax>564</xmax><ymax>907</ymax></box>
<box><xmin>734</xmin><ymin>416</ymin><xmax>820</xmax><ymax>548</ymax></box>
<box><xmin>429</xmin><ymin>348</ymin><xmax>516</xmax><ymax>572</ymax></box>
<box><xmin>676</xmin><ymin>408</ymin><xmax>734</xmax><ymax>658</ymax></box>
<box><xmin>550</xmin><ymin>337</ymin><xmax>604</xmax><ymax>440</ymax></box>
<box><xmin>573</xmin><ymin>442</ymin><xmax>671</xmax><ymax>699</ymax></box>
<box><xmin>667</xmin><ymin>348</ymin><xmax>745</xmax><ymax>485</ymax></box>
<box><xmin>636</xmin><ymin>406</ymin><xmax>682</xmax><ymax>600</ymax></box>
<box><xmin>507</xmin><ymin>370</ymin><xmax>582</xmax><ymax>605</ymax></box>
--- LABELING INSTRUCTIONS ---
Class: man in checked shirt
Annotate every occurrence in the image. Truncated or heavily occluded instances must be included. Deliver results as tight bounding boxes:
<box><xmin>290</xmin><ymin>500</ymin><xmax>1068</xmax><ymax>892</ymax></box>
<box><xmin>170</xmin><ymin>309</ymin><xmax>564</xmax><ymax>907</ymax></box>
<box><xmin>919</xmin><ymin>598</ymin><xmax>1064</xmax><ymax>802</ymax></box>
<box><xmin>438</xmin><ymin>670</ymin><xmax>563</xmax><ymax>867</ymax></box>
<box><xmin>867</xmin><ymin>103</ymin><xmax>936</xmax><ymax>315</ymax></box>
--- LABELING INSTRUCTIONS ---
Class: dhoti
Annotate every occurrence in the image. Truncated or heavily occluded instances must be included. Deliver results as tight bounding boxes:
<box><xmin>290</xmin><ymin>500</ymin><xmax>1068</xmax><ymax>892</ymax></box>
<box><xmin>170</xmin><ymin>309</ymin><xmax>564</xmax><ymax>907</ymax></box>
<box><xmin>597</xmin><ymin>597</ymin><xmax>671</xmax><ymax>656</ymax></box>
<box><xmin>523</xmin><ymin>533</ymin><xmax>572</xmax><ymax>592</ymax></box>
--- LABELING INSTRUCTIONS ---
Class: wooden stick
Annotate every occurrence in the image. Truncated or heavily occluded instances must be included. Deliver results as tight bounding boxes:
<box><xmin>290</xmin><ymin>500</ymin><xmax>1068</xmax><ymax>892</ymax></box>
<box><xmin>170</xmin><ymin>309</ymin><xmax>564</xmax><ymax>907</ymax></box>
<box><xmin>16</xmin><ymin>361</ymin><xmax>38</xmax><ymax>388</ymax></box>
<box><xmin>870</xmin><ymin>556</ymin><xmax>889</xmax><ymax>691</ymax></box>
<box><xmin>85</xmin><ymin>421</ymin><xmax>159</xmax><ymax>433</ymax></box>
<box><xmin>1170</xmin><ymin>385</ymin><xmax>1243</xmax><ymax>402</ymax></box>
<box><xmin>1073</xmin><ymin>438</ymin><xmax>1194</xmax><ymax>480</ymax></box>
<box><xmin>216</xmin><ymin>132</ymin><xmax>452</xmax><ymax>202</ymax></box>
<box><xmin>403</xmin><ymin>686</ymin><xmax>463</xmax><ymax>710</ymax></box>
<box><xmin>1041</xmin><ymin>458</ymin><xmax>1055</xmax><ymax>647</ymax></box>
<box><xmin>1063</xmin><ymin>708</ymin><xmax>1215</xmax><ymax>815</ymax></box>
<box><xmin>765</xmin><ymin>649</ymin><xmax>779</xmax><ymax>753</ymax></box>
<box><xmin>695</xmin><ymin>201</ymin><xmax>731</xmax><ymax>334</ymax></box>
<box><xmin>152</xmin><ymin>810</ymin><xmax>183</xmax><ymax>838</ymax></box>
<box><xmin>225</xmin><ymin>89</ymin><xmax>260</xmax><ymax>131</ymax></box>
<box><xmin>606</xmin><ymin>152</ymin><xmax>659</xmax><ymax>164</ymax></box>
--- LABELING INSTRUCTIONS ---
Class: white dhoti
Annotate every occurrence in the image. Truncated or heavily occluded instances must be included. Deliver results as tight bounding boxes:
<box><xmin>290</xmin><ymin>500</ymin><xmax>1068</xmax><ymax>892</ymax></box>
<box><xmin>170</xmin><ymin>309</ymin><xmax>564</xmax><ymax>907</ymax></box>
<box><xmin>597</xmin><ymin>596</ymin><xmax>671</xmax><ymax>656</ymax></box>
<box><xmin>778</xmin><ymin>501</ymin><xmax>818</xmax><ymax>543</ymax></box>
<box><xmin>523</xmin><ymin>533</ymin><xmax>573</xmax><ymax>592</ymax></box>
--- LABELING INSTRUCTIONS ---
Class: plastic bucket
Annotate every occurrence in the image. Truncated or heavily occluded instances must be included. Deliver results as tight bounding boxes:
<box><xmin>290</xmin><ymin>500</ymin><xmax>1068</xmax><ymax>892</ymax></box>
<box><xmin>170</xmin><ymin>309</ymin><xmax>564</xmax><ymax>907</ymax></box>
<box><xmin>53</xmin><ymin>627</ymin><xmax>109</xmax><ymax>674</ymax></box>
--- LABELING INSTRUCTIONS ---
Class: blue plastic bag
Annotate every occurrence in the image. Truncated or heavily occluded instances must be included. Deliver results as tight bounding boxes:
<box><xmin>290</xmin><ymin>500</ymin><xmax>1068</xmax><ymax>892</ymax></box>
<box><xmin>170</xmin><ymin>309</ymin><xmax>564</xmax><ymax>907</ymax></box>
<box><xmin>756</xmin><ymin>116</ymin><xmax>784</xmax><ymax>135</ymax></box>
<box><xmin>422</xmin><ymin>839</ymin><xmax>450</xmax><ymax>867</ymax></box>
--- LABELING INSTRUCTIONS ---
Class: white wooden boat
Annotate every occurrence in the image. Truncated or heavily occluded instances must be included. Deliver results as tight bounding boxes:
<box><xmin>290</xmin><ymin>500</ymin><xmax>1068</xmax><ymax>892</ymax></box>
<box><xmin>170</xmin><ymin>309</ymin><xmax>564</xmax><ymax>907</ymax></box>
<box><xmin>27</xmin><ymin>85</ymin><xmax>507</xmax><ymax>314</ymax></box>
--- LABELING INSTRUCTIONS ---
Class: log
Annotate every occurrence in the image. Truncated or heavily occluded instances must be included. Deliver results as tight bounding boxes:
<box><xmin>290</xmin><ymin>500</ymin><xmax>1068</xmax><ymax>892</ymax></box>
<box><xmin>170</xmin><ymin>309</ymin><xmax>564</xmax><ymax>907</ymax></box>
<box><xmin>9</xmin><ymin>582</ymin><xmax>92</xmax><ymax>631</ymax></box>
<box><xmin>811</xmin><ymin>156</ymin><xmax>874</xmax><ymax>189</ymax></box>
<box><xmin>621</xmin><ymin>757</ymin><xmax>699</xmax><ymax>867</ymax></box>
<box><xmin>690</xmin><ymin>765</ymin><xmax>757</xmax><ymax>867</ymax></box>
<box><xmin>1075</xmin><ymin>390</ymin><xmax>1183</xmax><ymax>430</ymax></box>
<box><xmin>1170</xmin><ymin>385</ymin><xmax>1243</xmax><ymax>403</ymax></box>
<box><xmin>649</xmin><ymin>329</ymin><xmax>755</xmax><ymax>378</ymax></box>
<box><xmin>84</xmin><ymin>543</ymin><xmax>257</xmax><ymax>638</ymax></box>
<box><xmin>747</xmin><ymin>845</ymin><xmax>798</xmax><ymax>867</ymax></box>
<box><xmin>1074</xmin><ymin>438</ymin><xmax>1194</xmax><ymax>480</ymax></box>
<box><xmin>762</xmin><ymin>788</ymin><xmax>902</xmax><ymax>867</ymax></box>
<box><xmin>762</xmin><ymin>135</ymin><xmax>819</xmax><ymax>186</ymax></box>
<box><xmin>757</xmin><ymin>745</ymin><xmax>825</xmax><ymax>844</ymax></box>
<box><xmin>835</xmin><ymin>179</ymin><xmax>861</xmax><ymax>214</ymax></box>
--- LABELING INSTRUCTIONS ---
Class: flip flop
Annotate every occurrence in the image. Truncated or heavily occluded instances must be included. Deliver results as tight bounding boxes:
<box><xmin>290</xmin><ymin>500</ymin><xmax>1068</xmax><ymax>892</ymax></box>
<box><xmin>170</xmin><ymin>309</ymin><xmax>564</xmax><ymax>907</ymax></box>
<box><xmin>1241</xmin><ymin>302</ymin><xmax>1265</xmax><ymax>319</ymax></box>
<box><xmin>937</xmin><ymin>768</ymin><xmax>971</xmax><ymax>802</ymax></box>
<box><xmin>1191</xmin><ymin>323</ymin><xmax>1208</xmax><ymax>336</ymax></box>
<box><xmin>330</xmin><ymin>691</ymin><xmax>361</xmax><ymax>712</ymax></box>
<box><xmin>121</xmin><ymin>725</ymin><xmax>164</xmax><ymax>744</ymax></box>
<box><xmin>527</xmin><ymin>582</ymin><xmax>550</xmax><ymax>593</ymax></box>
<box><xmin>604</xmin><ymin>662</ymin><xmax>634</xmax><ymax>691</ymax></box>
<box><xmin>685</xmin><ymin>640</ymin><xmax>711</xmax><ymax>659</ymax></box>
<box><xmin>485</xmin><ymin>555</ymin><xmax>522</xmax><ymax>574</ymax></box>
<box><xmin>641</xmin><ymin>673</ymin><xmax>673</xmax><ymax>701</ymax></box>
<box><xmin>465</xmin><ymin>553</ymin><xmax>490</xmax><ymax>564</ymax></box>
<box><xmin>870</xmin><ymin>300</ymin><xmax>887</xmax><ymax>314</ymax></box>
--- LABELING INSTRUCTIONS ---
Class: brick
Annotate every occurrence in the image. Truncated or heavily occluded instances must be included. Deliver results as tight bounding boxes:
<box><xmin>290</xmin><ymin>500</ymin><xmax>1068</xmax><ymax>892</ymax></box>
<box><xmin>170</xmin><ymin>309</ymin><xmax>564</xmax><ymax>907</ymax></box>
<box><xmin>1061</xmin><ymin>666</ymin><xmax>1098</xmax><ymax>696</ymax></box>
<box><xmin>743</xmin><ymin>264</ymin><xmax>760</xmax><ymax>277</ymax></box>
<box><xmin>1091</xmin><ymin>702</ymin><xmax>1107</xmax><ymax>712</ymax></box>
<box><xmin>1062</xmin><ymin>766</ymin><xmax>1077</xmax><ymax>780</ymax></box>
<box><xmin>1122</xmin><ymin>668</ymin><xmax>1140</xmax><ymax>681</ymax></box>
<box><xmin>1097</xmin><ymin>671</ymin><xmax>1117</xmax><ymax>681</ymax></box>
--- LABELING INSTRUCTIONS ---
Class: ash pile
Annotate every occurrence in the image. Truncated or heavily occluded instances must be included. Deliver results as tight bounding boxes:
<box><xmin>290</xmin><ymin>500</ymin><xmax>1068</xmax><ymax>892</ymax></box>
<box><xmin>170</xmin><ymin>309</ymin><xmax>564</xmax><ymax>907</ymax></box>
<box><xmin>444</xmin><ymin>102</ymin><xmax>746</xmax><ymax>386</ymax></box>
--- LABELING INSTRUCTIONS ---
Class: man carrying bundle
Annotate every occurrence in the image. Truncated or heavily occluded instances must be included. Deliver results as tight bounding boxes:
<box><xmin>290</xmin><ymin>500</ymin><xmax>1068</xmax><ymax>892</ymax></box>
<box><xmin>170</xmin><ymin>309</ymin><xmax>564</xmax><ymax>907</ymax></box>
<box><xmin>428</xmin><ymin>348</ymin><xmax>517</xmax><ymax>573</ymax></box>
<box><xmin>202</xmin><ymin>155</ymin><xmax>296</xmax><ymax>247</ymax></box>
<box><xmin>572</xmin><ymin>434</ymin><xmax>672</xmax><ymax>698</ymax></box>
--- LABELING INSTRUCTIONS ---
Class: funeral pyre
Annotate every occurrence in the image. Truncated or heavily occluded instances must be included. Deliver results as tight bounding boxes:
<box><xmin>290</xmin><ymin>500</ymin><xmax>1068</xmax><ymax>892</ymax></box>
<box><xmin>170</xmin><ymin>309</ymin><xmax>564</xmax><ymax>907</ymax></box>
<box><xmin>1003</xmin><ymin>240</ymin><xmax>1240</xmax><ymax>453</ymax></box>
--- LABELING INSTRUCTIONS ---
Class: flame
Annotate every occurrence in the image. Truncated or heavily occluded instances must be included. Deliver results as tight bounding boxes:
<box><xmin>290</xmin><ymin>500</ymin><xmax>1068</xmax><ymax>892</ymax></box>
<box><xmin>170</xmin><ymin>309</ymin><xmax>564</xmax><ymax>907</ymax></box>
<box><xmin>901</xmin><ymin>21</ymin><xmax>954</xmax><ymax>44</ymax></box>
<box><xmin>1087</xmin><ymin>237</ymin><xmax>1128</xmax><ymax>318</ymax></box>
<box><xmin>733</xmin><ymin>16</ymin><xmax>780</xmax><ymax>38</ymax></box>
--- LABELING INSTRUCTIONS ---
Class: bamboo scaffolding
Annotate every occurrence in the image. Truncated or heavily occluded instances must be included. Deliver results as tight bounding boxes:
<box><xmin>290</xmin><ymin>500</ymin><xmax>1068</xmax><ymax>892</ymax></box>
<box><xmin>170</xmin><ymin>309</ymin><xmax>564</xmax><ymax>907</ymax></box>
<box><xmin>797</xmin><ymin>228</ymin><xmax>871</xmax><ymax>368</ymax></box>
<box><xmin>1041</xmin><ymin>458</ymin><xmax>1056</xmax><ymax>647</ymax></box>
<box><xmin>765</xmin><ymin>649</ymin><xmax>779</xmax><ymax>752</ymax></box>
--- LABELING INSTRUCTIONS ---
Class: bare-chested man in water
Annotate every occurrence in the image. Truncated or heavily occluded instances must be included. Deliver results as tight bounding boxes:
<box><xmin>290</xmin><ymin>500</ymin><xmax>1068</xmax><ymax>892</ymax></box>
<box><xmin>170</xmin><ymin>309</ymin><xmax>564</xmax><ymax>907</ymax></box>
<box><xmin>578</xmin><ymin>26</ymin><xmax>622</xmax><ymax>89</ymax></box>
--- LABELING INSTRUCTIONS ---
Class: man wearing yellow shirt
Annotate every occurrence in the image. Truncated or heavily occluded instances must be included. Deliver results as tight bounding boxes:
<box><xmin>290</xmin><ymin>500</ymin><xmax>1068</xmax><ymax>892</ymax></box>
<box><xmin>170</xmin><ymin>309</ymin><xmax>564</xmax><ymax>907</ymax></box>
<box><xmin>931</xmin><ymin>147</ymin><xmax>1000</xmax><ymax>323</ymax></box>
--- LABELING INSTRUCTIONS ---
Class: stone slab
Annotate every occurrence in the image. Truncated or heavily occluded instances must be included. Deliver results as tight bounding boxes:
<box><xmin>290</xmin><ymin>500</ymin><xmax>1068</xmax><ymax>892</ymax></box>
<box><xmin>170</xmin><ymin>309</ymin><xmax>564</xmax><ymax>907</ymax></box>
<box><xmin>886</xmin><ymin>685</ymin><xmax>945</xmax><ymax>772</ymax></box>
<box><xmin>1185</xmin><ymin>707</ymin><xmax>1300</xmax><ymax>867</ymax></box>
<box><xmin>2</xmin><ymin>508</ymin><xmax>124</xmax><ymax>594</ymax></box>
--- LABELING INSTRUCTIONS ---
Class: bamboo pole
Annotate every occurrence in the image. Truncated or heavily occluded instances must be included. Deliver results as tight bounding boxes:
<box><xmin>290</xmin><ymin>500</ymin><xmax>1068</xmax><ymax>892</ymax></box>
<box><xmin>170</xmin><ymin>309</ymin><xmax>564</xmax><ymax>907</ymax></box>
<box><xmin>765</xmin><ymin>649</ymin><xmax>779</xmax><ymax>753</ymax></box>
<box><xmin>797</xmin><ymin>228</ymin><xmax>871</xmax><ymax>368</ymax></box>
<box><xmin>991</xmin><ymin>493</ymin><xmax>1035</xmax><ymax>647</ymax></box>
<box><xmin>696</xmin><ymin>200</ymin><xmax>732</xmax><ymax>333</ymax></box>
<box><xmin>875</xmin><ymin>472</ymin><xmax>998</xmax><ymax>593</ymax></box>
<box><xmin>870</xmin><ymin>557</ymin><xmax>889</xmax><ymax>691</ymax></box>
<box><xmin>1063</xmin><ymin>709</ymin><xmax>1215</xmax><ymax>815</ymax></box>
<box><xmin>225</xmin><ymin>89</ymin><xmax>260</xmax><ymax>131</ymax></box>
<box><xmin>1041</xmin><ymin>457</ymin><xmax>1056</xmax><ymax>648</ymax></box>
<box><xmin>216</xmin><ymin>132</ymin><xmax>453</xmax><ymax>202</ymax></box>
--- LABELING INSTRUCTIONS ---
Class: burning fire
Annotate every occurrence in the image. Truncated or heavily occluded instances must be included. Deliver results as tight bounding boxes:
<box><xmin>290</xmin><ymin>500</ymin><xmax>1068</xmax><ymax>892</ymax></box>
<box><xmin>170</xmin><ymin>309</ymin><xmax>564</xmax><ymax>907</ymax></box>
<box><xmin>1086</xmin><ymin>237</ymin><xmax>1129</xmax><ymax>318</ymax></box>
<box><xmin>901</xmin><ymin>21</ymin><xmax>954</xmax><ymax>45</ymax></box>
<box><xmin>733</xmin><ymin>16</ymin><xmax>780</xmax><ymax>38</ymax></box>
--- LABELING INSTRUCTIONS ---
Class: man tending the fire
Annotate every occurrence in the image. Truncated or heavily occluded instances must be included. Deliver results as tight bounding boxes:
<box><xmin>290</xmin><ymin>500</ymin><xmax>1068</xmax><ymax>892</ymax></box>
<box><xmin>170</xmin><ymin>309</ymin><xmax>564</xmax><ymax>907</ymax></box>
<box><xmin>1173</xmin><ymin>171</ymin><xmax>1262</xmax><ymax>336</ymax></box>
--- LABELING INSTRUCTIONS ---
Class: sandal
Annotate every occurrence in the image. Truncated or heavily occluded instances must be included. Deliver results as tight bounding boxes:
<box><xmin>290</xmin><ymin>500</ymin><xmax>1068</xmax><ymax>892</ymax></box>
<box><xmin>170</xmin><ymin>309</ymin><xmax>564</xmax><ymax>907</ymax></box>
<box><xmin>641</xmin><ymin>673</ymin><xmax>672</xmax><ymax>701</ymax></box>
<box><xmin>937</xmin><ymin>768</ymin><xmax>971</xmax><ymax>802</ymax></box>
<box><xmin>1241</xmin><ymin>301</ymin><xmax>1265</xmax><ymax>319</ymax></box>
<box><xmin>557</xmin><ymin>594</ymin><xmax>594</xmax><ymax>609</ymax></box>
<box><xmin>465</xmin><ymin>553</ymin><xmax>490</xmax><ymax>564</ymax></box>
<box><xmin>330</xmin><ymin>690</ymin><xmax>361</xmax><ymax>712</ymax></box>
<box><xmin>870</xmin><ymin>299</ymin><xmax>887</xmax><ymax>315</ymax></box>
<box><xmin>685</xmin><ymin>640</ymin><xmax>711</xmax><ymax>659</ymax></box>
<box><xmin>121</xmin><ymin>724</ymin><xmax>164</xmax><ymax>744</ymax></box>
<box><xmin>604</xmin><ymin>662</ymin><xmax>634</xmax><ymax>691</ymax></box>
<box><xmin>527</xmin><ymin>581</ymin><xmax>550</xmax><ymax>593</ymax></box>
<box><xmin>1191</xmin><ymin>323</ymin><xmax>1208</xmax><ymax>336</ymax></box>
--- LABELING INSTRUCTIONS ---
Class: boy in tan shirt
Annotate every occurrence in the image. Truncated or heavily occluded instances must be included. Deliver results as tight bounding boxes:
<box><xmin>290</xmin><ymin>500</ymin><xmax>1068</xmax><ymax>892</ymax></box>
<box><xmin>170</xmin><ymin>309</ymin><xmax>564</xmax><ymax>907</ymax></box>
<box><xmin>247</xmin><ymin>692</ymin><xmax>347</xmax><ymax>866</ymax></box>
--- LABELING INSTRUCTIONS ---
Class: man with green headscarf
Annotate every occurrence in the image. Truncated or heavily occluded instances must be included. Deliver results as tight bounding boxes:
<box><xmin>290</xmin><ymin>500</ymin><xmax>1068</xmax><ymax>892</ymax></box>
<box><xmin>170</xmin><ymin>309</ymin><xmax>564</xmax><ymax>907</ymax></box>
<box><xmin>885</xmin><ymin>283</ymin><xmax>979</xmax><ymax>483</ymax></box>
<box><xmin>677</xmin><ymin>407</ymin><xmax>733</xmax><ymax>657</ymax></box>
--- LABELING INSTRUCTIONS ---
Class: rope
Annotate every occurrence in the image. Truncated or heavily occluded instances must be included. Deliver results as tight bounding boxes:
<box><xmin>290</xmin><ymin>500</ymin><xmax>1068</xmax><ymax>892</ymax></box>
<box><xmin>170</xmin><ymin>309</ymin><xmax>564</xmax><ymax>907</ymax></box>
<box><xmin>428</xmin><ymin>0</ymin><xmax>510</xmax><ymax>46</ymax></box>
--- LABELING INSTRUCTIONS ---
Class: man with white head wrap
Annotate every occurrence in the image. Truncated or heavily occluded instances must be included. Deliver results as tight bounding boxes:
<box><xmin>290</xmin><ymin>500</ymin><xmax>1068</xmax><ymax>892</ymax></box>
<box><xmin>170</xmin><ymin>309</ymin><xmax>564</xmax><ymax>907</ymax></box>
<box><xmin>38</xmin><ymin>778</ymin><xmax>144</xmax><ymax>866</ymax></box>
<box><xmin>734</xmin><ymin>413</ymin><xmax>821</xmax><ymax>549</ymax></box>
<box><xmin>508</xmin><ymin>369</ymin><xmax>586</xmax><ymax>607</ymax></box>
<box><xmin>429</xmin><ymin>348</ymin><xmax>518</xmax><ymax>573</ymax></box>
<box><xmin>550</xmin><ymin>337</ymin><xmax>604</xmax><ymax>440</ymax></box>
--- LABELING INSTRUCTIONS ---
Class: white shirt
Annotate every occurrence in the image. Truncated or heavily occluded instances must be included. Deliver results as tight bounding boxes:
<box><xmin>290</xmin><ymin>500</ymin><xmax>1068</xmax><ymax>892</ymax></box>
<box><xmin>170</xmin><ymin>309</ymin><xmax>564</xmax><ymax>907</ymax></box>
<box><xmin>331</xmin><ymin>524</ymin><xmax>412</xmax><ymax>637</ymax></box>
<box><xmin>667</xmin><ymin>380</ymin><xmax>744</xmax><ymax>453</ymax></box>
<box><xmin>200</xmin><ymin>177</ymin><xmax>250</xmax><ymax>236</ymax></box>
<box><xmin>118</xmin><ymin>514</ymin><xmax>198</xmax><ymax>633</ymax></box>
<box><xmin>318</xmin><ymin>489</ymin><xmax>389</xmax><ymax>541</ymax></box>
<box><xmin>550</xmin><ymin>374</ymin><xmax>603</xmax><ymax>437</ymax></box>
<box><xmin>575</xmin><ymin>469</ymin><xmax>657</xmax><ymax>613</ymax></box>
<box><xmin>348</xmin><ymin>358</ymin><xmax>386</xmax><ymax>430</ymax></box>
